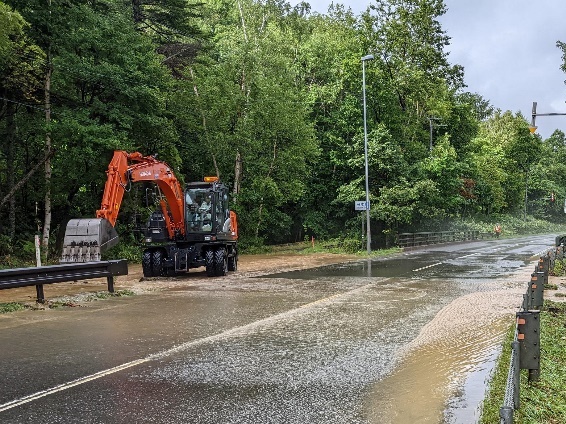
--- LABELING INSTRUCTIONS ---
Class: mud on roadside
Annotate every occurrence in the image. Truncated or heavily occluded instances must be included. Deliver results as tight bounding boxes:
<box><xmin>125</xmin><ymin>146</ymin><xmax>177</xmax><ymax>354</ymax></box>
<box><xmin>0</xmin><ymin>253</ymin><xmax>360</xmax><ymax>307</ymax></box>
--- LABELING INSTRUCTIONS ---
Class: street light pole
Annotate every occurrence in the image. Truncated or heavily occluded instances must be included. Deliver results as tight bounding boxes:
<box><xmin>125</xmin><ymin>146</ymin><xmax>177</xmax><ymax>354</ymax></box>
<box><xmin>362</xmin><ymin>54</ymin><xmax>374</xmax><ymax>255</ymax></box>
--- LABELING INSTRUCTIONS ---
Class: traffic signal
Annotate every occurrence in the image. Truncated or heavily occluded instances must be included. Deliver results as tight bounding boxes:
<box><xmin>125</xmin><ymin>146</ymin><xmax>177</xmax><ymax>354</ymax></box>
<box><xmin>551</xmin><ymin>192</ymin><xmax>555</xmax><ymax>202</ymax></box>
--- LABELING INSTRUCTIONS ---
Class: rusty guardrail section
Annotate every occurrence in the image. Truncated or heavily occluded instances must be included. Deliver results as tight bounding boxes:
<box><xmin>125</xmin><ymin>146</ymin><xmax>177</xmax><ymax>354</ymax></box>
<box><xmin>0</xmin><ymin>260</ymin><xmax>128</xmax><ymax>303</ymax></box>
<box><xmin>499</xmin><ymin>244</ymin><xmax>562</xmax><ymax>423</ymax></box>
<box><xmin>396</xmin><ymin>230</ymin><xmax>481</xmax><ymax>248</ymax></box>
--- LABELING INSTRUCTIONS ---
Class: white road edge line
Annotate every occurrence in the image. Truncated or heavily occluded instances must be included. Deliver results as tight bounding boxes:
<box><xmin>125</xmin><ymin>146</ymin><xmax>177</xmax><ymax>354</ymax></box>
<box><xmin>0</xmin><ymin>281</ymin><xmax>379</xmax><ymax>413</ymax></box>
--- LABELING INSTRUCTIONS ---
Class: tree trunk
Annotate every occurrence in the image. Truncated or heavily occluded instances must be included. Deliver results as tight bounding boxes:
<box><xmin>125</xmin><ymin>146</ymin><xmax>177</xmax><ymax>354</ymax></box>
<box><xmin>132</xmin><ymin>0</ymin><xmax>143</xmax><ymax>24</ymax></box>
<box><xmin>41</xmin><ymin>47</ymin><xmax>53</xmax><ymax>259</ymax></box>
<box><xmin>4</xmin><ymin>101</ymin><xmax>16</xmax><ymax>239</ymax></box>
<box><xmin>236</xmin><ymin>0</ymin><xmax>248</xmax><ymax>43</ymax></box>
<box><xmin>254</xmin><ymin>142</ymin><xmax>276</xmax><ymax>237</ymax></box>
<box><xmin>233</xmin><ymin>150</ymin><xmax>242</xmax><ymax>199</ymax></box>
<box><xmin>188</xmin><ymin>67</ymin><xmax>219</xmax><ymax>177</ymax></box>
<box><xmin>3</xmin><ymin>101</ymin><xmax>17</xmax><ymax>240</ymax></box>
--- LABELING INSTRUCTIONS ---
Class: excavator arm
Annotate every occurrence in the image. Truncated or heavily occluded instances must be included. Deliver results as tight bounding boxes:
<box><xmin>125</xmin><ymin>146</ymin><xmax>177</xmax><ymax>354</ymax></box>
<box><xmin>96</xmin><ymin>151</ymin><xmax>185</xmax><ymax>237</ymax></box>
<box><xmin>61</xmin><ymin>151</ymin><xmax>185</xmax><ymax>263</ymax></box>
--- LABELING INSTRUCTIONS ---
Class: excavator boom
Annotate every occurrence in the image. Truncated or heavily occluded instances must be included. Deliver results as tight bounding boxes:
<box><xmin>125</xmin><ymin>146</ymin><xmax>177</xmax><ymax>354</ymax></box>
<box><xmin>61</xmin><ymin>151</ymin><xmax>185</xmax><ymax>263</ymax></box>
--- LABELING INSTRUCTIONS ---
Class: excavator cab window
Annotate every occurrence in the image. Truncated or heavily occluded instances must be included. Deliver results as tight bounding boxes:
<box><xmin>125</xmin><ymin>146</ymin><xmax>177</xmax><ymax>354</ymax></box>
<box><xmin>185</xmin><ymin>188</ymin><xmax>214</xmax><ymax>233</ymax></box>
<box><xmin>217</xmin><ymin>191</ymin><xmax>231</xmax><ymax>234</ymax></box>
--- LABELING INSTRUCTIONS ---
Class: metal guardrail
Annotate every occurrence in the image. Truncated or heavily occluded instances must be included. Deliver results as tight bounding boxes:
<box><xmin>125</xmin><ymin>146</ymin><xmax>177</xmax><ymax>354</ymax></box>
<box><xmin>0</xmin><ymin>260</ymin><xmax>128</xmax><ymax>303</ymax></box>
<box><xmin>396</xmin><ymin>230</ymin><xmax>480</xmax><ymax>248</ymax></box>
<box><xmin>499</xmin><ymin>247</ymin><xmax>561</xmax><ymax>423</ymax></box>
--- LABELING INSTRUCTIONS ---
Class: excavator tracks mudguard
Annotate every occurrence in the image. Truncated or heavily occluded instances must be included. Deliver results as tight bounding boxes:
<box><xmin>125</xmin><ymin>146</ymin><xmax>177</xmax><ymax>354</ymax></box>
<box><xmin>60</xmin><ymin>218</ymin><xmax>119</xmax><ymax>263</ymax></box>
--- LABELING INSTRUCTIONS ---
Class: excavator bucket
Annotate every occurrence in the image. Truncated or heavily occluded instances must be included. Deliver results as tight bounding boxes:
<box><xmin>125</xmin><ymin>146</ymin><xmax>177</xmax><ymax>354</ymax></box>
<box><xmin>60</xmin><ymin>218</ymin><xmax>119</xmax><ymax>263</ymax></box>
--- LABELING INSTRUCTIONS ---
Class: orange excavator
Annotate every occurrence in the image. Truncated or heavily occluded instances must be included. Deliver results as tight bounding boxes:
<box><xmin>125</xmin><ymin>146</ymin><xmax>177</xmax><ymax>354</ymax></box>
<box><xmin>60</xmin><ymin>151</ymin><xmax>238</xmax><ymax>278</ymax></box>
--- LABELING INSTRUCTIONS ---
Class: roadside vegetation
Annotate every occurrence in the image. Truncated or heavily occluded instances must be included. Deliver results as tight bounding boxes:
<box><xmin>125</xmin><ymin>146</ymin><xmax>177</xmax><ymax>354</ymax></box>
<box><xmin>480</xmin><ymin>263</ymin><xmax>566</xmax><ymax>423</ymax></box>
<box><xmin>0</xmin><ymin>289</ymin><xmax>135</xmax><ymax>314</ymax></box>
<box><xmin>0</xmin><ymin>302</ymin><xmax>28</xmax><ymax>314</ymax></box>
<box><xmin>2</xmin><ymin>0</ymin><xmax>566</xmax><ymax>263</ymax></box>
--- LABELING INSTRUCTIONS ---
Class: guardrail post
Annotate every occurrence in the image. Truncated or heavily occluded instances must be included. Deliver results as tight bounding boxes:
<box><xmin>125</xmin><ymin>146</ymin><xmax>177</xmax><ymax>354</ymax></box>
<box><xmin>35</xmin><ymin>284</ymin><xmax>45</xmax><ymax>304</ymax></box>
<box><xmin>529</xmin><ymin>272</ymin><xmax>545</xmax><ymax>310</ymax></box>
<box><xmin>517</xmin><ymin>310</ymin><xmax>540</xmax><ymax>382</ymax></box>
<box><xmin>499</xmin><ymin>406</ymin><xmax>513</xmax><ymax>424</ymax></box>
<box><xmin>538</xmin><ymin>256</ymin><xmax>549</xmax><ymax>274</ymax></box>
<box><xmin>107</xmin><ymin>276</ymin><xmax>115</xmax><ymax>293</ymax></box>
<box><xmin>512</xmin><ymin>340</ymin><xmax>520</xmax><ymax>409</ymax></box>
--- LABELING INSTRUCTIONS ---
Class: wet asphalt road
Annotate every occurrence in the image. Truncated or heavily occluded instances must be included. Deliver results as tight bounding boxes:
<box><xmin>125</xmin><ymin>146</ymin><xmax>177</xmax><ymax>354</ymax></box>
<box><xmin>0</xmin><ymin>235</ymin><xmax>555</xmax><ymax>423</ymax></box>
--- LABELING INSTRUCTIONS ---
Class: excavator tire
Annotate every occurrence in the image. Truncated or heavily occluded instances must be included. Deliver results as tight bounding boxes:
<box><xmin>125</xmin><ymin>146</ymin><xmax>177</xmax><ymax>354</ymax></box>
<box><xmin>228</xmin><ymin>250</ymin><xmax>238</xmax><ymax>272</ymax></box>
<box><xmin>214</xmin><ymin>248</ymin><xmax>228</xmax><ymax>276</ymax></box>
<box><xmin>205</xmin><ymin>249</ymin><xmax>215</xmax><ymax>277</ymax></box>
<box><xmin>142</xmin><ymin>250</ymin><xmax>153</xmax><ymax>277</ymax></box>
<box><xmin>152</xmin><ymin>250</ymin><xmax>164</xmax><ymax>277</ymax></box>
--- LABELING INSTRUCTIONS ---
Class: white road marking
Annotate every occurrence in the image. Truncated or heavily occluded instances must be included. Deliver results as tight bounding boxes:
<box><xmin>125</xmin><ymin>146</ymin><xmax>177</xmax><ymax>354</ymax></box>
<box><xmin>412</xmin><ymin>262</ymin><xmax>443</xmax><ymax>272</ymax></box>
<box><xmin>454</xmin><ymin>253</ymin><xmax>479</xmax><ymax>260</ymax></box>
<box><xmin>0</xmin><ymin>280</ymin><xmax>383</xmax><ymax>412</ymax></box>
<box><xmin>0</xmin><ymin>358</ymin><xmax>150</xmax><ymax>412</ymax></box>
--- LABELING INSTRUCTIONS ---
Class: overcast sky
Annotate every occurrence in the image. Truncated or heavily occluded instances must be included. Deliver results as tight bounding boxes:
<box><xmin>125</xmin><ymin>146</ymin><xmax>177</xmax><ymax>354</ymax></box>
<box><xmin>290</xmin><ymin>0</ymin><xmax>566</xmax><ymax>140</ymax></box>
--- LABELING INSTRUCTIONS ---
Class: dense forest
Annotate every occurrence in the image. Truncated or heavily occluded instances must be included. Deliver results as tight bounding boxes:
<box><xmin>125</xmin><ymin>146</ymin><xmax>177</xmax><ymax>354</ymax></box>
<box><xmin>1</xmin><ymin>0</ymin><xmax>566</xmax><ymax>260</ymax></box>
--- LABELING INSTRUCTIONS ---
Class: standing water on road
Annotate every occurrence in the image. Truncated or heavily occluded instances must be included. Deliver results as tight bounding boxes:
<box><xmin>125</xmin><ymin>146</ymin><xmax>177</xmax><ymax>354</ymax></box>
<box><xmin>263</xmin><ymin>239</ymin><xmax>543</xmax><ymax>423</ymax></box>
<box><xmin>0</xmin><ymin>236</ymin><xmax>553</xmax><ymax>423</ymax></box>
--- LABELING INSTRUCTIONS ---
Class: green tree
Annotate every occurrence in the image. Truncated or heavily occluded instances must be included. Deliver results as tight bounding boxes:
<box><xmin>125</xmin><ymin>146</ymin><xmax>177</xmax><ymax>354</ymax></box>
<box><xmin>466</xmin><ymin>111</ymin><xmax>539</xmax><ymax>216</ymax></box>
<box><xmin>5</xmin><ymin>0</ymin><xmax>180</xmax><ymax>256</ymax></box>
<box><xmin>0</xmin><ymin>2</ymin><xmax>45</xmax><ymax>243</ymax></box>
<box><xmin>174</xmin><ymin>0</ymin><xmax>318</xmax><ymax>246</ymax></box>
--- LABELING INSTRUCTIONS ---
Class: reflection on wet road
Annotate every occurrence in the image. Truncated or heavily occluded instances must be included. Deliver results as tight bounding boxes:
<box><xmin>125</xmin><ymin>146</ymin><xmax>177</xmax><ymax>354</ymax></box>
<box><xmin>0</xmin><ymin>235</ymin><xmax>555</xmax><ymax>423</ymax></box>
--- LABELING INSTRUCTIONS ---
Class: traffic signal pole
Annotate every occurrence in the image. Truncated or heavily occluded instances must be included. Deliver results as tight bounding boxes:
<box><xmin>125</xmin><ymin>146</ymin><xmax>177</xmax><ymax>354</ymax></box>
<box><xmin>530</xmin><ymin>101</ymin><xmax>566</xmax><ymax>133</ymax></box>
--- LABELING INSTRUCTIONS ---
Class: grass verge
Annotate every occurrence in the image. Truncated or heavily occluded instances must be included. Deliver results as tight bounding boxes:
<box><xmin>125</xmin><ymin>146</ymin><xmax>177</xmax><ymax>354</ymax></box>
<box><xmin>0</xmin><ymin>290</ymin><xmax>135</xmax><ymax>313</ymax></box>
<box><xmin>0</xmin><ymin>302</ymin><xmax>28</xmax><ymax>314</ymax></box>
<box><xmin>247</xmin><ymin>239</ymin><xmax>402</xmax><ymax>256</ymax></box>
<box><xmin>480</xmin><ymin>300</ymin><xmax>566</xmax><ymax>423</ymax></box>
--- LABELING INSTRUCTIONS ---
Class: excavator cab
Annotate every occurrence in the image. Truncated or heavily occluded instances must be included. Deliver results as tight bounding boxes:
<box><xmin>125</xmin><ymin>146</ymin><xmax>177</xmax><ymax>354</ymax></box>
<box><xmin>184</xmin><ymin>179</ymin><xmax>233</xmax><ymax>237</ymax></box>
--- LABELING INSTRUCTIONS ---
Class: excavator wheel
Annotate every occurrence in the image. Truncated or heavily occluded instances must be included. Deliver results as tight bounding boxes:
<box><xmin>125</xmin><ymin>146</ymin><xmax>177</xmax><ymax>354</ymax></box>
<box><xmin>152</xmin><ymin>250</ymin><xmax>164</xmax><ymax>277</ymax></box>
<box><xmin>205</xmin><ymin>249</ymin><xmax>215</xmax><ymax>277</ymax></box>
<box><xmin>228</xmin><ymin>249</ymin><xmax>238</xmax><ymax>272</ymax></box>
<box><xmin>142</xmin><ymin>250</ymin><xmax>153</xmax><ymax>277</ymax></box>
<box><xmin>214</xmin><ymin>248</ymin><xmax>228</xmax><ymax>276</ymax></box>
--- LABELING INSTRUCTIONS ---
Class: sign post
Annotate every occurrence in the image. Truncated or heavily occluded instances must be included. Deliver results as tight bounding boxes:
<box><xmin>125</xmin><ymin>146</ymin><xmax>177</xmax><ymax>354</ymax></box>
<box><xmin>355</xmin><ymin>201</ymin><xmax>369</xmax><ymax>249</ymax></box>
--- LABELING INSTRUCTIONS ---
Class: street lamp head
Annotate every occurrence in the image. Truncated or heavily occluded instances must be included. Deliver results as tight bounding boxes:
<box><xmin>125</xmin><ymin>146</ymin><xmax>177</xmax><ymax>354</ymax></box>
<box><xmin>361</xmin><ymin>54</ymin><xmax>375</xmax><ymax>61</ymax></box>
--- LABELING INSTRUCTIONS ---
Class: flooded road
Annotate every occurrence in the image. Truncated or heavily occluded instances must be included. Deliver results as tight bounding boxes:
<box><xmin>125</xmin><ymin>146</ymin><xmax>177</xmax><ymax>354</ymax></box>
<box><xmin>0</xmin><ymin>235</ymin><xmax>554</xmax><ymax>423</ymax></box>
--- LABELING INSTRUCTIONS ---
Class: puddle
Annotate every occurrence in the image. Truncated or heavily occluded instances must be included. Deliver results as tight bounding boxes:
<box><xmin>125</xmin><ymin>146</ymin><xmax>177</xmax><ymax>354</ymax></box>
<box><xmin>444</xmin><ymin>345</ymin><xmax>501</xmax><ymax>423</ymax></box>
<box><xmin>262</xmin><ymin>253</ymin><xmax>529</xmax><ymax>281</ymax></box>
<box><xmin>364</xmin><ymin>314</ymin><xmax>511</xmax><ymax>424</ymax></box>
<box><xmin>262</xmin><ymin>255</ymin><xmax>446</xmax><ymax>279</ymax></box>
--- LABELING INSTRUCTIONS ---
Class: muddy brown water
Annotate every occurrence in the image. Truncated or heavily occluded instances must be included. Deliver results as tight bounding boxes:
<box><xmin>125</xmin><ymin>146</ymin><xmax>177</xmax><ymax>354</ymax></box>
<box><xmin>264</xmin><ymin>253</ymin><xmax>533</xmax><ymax>423</ymax></box>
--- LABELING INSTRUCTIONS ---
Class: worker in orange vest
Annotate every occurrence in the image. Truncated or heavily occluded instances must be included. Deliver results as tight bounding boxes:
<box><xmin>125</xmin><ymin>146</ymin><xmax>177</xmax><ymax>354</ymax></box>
<box><xmin>494</xmin><ymin>223</ymin><xmax>502</xmax><ymax>238</ymax></box>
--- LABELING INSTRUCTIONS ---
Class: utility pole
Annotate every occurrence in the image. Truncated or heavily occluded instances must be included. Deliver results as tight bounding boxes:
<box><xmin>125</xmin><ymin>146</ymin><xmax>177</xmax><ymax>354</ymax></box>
<box><xmin>362</xmin><ymin>54</ymin><xmax>374</xmax><ymax>255</ymax></box>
